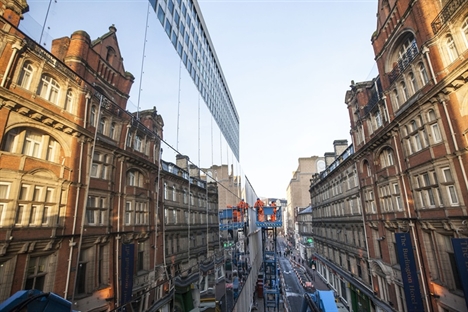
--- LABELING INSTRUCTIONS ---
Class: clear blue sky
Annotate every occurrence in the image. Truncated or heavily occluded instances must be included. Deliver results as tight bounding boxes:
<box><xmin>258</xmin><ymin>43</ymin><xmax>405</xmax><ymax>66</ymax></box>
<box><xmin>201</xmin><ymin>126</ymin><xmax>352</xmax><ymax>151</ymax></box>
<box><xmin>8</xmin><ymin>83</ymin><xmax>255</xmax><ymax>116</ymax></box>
<box><xmin>21</xmin><ymin>0</ymin><xmax>378</xmax><ymax>200</ymax></box>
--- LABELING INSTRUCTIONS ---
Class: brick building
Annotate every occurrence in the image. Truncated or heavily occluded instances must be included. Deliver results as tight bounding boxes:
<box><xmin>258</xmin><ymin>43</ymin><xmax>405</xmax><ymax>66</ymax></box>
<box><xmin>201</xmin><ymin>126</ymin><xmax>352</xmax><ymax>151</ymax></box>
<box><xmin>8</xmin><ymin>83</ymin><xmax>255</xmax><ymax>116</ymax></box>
<box><xmin>0</xmin><ymin>1</ymin><xmax>172</xmax><ymax>311</ymax></box>
<box><xmin>346</xmin><ymin>0</ymin><xmax>468</xmax><ymax>311</ymax></box>
<box><xmin>286</xmin><ymin>156</ymin><xmax>325</xmax><ymax>248</ymax></box>
<box><xmin>303</xmin><ymin>1</ymin><xmax>468</xmax><ymax>312</ymax></box>
<box><xmin>161</xmin><ymin>154</ymin><xmax>221</xmax><ymax>311</ymax></box>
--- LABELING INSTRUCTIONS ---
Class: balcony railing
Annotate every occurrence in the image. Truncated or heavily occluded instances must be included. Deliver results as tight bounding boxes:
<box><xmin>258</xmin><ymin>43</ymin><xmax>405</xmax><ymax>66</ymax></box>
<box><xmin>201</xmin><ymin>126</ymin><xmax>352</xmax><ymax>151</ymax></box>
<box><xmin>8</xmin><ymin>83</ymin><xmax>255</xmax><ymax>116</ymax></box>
<box><xmin>388</xmin><ymin>40</ymin><xmax>419</xmax><ymax>84</ymax></box>
<box><xmin>432</xmin><ymin>0</ymin><xmax>467</xmax><ymax>34</ymax></box>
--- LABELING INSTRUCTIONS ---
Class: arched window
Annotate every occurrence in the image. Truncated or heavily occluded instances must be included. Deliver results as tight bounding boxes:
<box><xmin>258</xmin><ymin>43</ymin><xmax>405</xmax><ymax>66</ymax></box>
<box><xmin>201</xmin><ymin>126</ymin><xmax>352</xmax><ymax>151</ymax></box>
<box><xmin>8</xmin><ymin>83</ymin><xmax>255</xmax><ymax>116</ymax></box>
<box><xmin>128</xmin><ymin>169</ymin><xmax>144</xmax><ymax>187</ymax></box>
<box><xmin>2</xmin><ymin>128</ymin><xmax>59</xmax><ymax>162</ymax></box>
<box><xmin>90</xmin><ymin>106</ymin><xmax>97</xmax><ymax>127</ymax></box>
<box><xmin>427</xmin><ymin>109</ymin><xmax>442</xmax><ymax>143</ymax></box>
<box><xmin>134</xmin><ymin>135</ymin><xmax>142</xmax><ymax>152</ymax></box>
<box><xmin>410</xmin><ymin>120</ymin><xmax>423</xmax><ymax>152</ymax></box>
<box><xmin>110</xmin><ymin>122</ymin><xmax>116</xmax><ymax>139</ymax></box>
<box><xmin>446</xmin><ymin>35</ymin><xmax>458</xmax><ymax>62</ymax></box>
<box><xmin>64</xmin><ymin>89</ymin><xmax>74</xmax><ymax>112</ymax></box>
<box><xmin>418</xmin><ymin>63</ymin><xmax>429</xmax><ymax>85</ymax></box>
<box><xmin>379</xmin><ymin>148</ymin><xmax>394</xmax><ymax>168</ymax></box>
<box><xmin>363</xmin><ymin>160</ymin><xmax>371</xmax><ymax>177</ymax></box>
<box><xmin>400</xmin><ymin>81</ymin><xmax>409</xmax><ymax>102</ymax></box>
<box><xmin>392</xmin><ymin>89</ymin><xmax>400</xmax><ymax>109</ymax></box>
<box><xmin>462</xmin><ymin>18</ymin><xmax>468</xmax><ymax>48</ymax></box>
<box><xmin>408</xmin><ymin>72</ymin><xmax>417</xmax><ymax>94</ymax></box>
<box><xmin>18</xmin><ymin>61</ymin><xmax>34</xmax><ymax>89</ymax></box>
<box><xmin>98</xmin><ymin>117</ymin><xmax>106</xmax><ymax>134</ymax></box>
<box><xmin>37</xmin><ymin>74</ymin><xmax>60</xmax><ymax>104</ymax></box>
<box><xmin>389</xmin><ymin>33</ymin><xmax>417</xmax><ymax>76</ymax></box>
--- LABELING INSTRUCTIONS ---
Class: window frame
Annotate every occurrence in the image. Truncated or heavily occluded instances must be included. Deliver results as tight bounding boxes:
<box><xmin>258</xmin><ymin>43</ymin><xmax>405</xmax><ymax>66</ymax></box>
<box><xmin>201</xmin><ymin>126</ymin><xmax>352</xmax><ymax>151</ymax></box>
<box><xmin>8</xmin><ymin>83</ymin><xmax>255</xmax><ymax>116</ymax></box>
<box><xmin>445</xmin><ymin>35</ymin><xmax>458</xmax><ymax>63</ymax></box>
<box><xmin>18</xmin><ymin>61</ymin><xmax>34</xmax><ymax>90</ymax></box>
<box><xmin>37</xmin><ymin>74</ymin><xmax>60</xmax><ymax>104</ymax></box>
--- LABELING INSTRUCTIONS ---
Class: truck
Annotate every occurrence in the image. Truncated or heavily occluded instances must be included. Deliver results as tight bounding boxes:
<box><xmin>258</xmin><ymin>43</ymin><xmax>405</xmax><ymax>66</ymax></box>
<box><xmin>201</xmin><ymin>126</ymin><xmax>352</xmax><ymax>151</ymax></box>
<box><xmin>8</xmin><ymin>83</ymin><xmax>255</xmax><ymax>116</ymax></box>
<box><xmin>0</xmin><ymin>289</ymin><xmax>74</xmax><ymax>312</ymax></box>
<box><xmin>300</xmin><ymin>289</ymin><xmax>347</xmax><ymax>312</ymax></box>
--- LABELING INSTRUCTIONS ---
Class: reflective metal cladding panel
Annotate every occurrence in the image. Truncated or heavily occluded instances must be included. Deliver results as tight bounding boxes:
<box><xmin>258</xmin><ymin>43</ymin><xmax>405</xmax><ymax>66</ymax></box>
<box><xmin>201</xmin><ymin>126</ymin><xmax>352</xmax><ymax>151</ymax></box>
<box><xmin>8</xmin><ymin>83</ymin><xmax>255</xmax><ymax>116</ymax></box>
<box><xmin>149</xmin><ymin>0</ymin><xmax>240</xmax><ymax>160</ymax></box>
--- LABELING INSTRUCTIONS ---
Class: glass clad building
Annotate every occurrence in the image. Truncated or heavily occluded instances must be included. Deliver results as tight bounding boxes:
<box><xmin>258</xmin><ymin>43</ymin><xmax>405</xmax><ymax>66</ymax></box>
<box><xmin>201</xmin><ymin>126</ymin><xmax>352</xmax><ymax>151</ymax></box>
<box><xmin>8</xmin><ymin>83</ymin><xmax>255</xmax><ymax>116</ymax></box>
<box><xmin>149</xmin><ymin>0</ymin><xmax>240</xmax><ymax>160</ymax></box>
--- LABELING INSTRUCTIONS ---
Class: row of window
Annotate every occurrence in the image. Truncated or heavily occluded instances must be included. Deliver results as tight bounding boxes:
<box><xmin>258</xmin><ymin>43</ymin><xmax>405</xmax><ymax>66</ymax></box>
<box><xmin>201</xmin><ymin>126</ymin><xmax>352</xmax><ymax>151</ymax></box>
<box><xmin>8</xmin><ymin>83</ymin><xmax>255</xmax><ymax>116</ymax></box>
<box><xmin>412</xmin><ymin>167</ymin><xmax>459</xmax><ymax>208</ymax></box>
<box><xmin>312</xmin><ymin>170</ymin><xmax>359</xmax><ymax>203</ymax></box>
<box><xmin>18</xmin><ymin>61</ymin><xmax>75</xmax><ymax>112</ymax></box>
<box><xmin>165</xmin><ymin>232</ymin><xmax>213</xmax><ymax>255</ymax></box>
<box><xmin>0</xmin><ymin>246</ymin><xmax>109</xmax><ymax>301</ymax></box>
<box><xmin>379</xmin><ymin>182</ymin><xmax>403</xmax><ymax>212</ymax></box>
<box><xmin>402</xmin><ymin>110</ymin><xmax>443</xmax><ymax>155</ymax></box>
<box><xmin>390</xmin><ymin>62</ymin><xmax>428</xmax><ymax>110</ymax></box>
<box><xmin>361</xmin><ymin>109</ymin><xmax>443</xmax><ymax>176</ymax></box>
<box><xmin>0</xmin><ymin>182</ymin><xmax>157</xmax><ymax>227</ymax></box>
<box><xmin>317</xmin><ymin>243</ymin><xmax>369</xmax><ymax>284</ymax></box>
<box><xmin>312</xmin><ymin>197</ymin><xmax>362</xmax><ymax>218</ymax></box>
<box><xmin>0</xmin><ymin>182</ymin><xmax>61</xmax><ymax>227</ymax></box>
<box><xmin>163</xmin><ymin>183</ymin><xmax>208</xmax><ymax>207</ymax></box>
<box><xmin>3</xmin><ymin>128</ymin><xmax>60</xmax><ymax>163</ymax></box>
<box><xmin>441</xmin><ymin>18</ymin><xmax>468</xmax><ymax>64</ymax></box>
<box><xmin>164</xmin><ymin>208</ymin><xmax>216</xmax><ymax>225</ymax></box>
<box><xmin>363</xmin><ymin>166</ymin><xmax>459</xmax><ymax>214</ymax></box>
<box><xmin>314</xmin><ymin>226</ymin><xmax>366</xmax><ymax>248</ymax></box>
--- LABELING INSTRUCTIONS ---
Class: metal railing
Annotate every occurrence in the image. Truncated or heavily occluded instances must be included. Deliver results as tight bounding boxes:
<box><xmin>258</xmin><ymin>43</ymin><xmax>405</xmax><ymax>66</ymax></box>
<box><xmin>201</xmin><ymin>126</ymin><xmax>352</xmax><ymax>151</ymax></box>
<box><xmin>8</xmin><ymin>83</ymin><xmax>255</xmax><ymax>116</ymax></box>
<box><xmin>388</xmin><ymin>40</ymin><xmax>419</xmax><ymax>84</ymax></box>
<box><xmin>432</xmin><ymin>0</ymin><xmax>467</xmax><ymax>34</ymax></box>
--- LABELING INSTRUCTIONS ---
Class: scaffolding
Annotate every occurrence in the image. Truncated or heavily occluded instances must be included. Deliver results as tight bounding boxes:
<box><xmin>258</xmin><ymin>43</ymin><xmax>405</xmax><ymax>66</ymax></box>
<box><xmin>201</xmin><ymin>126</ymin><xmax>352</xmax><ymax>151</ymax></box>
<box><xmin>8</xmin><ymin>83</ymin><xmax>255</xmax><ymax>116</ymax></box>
<box><xmin>219</xmin><ymin>206</ymin><xmax>249</xmax><ymax>311</ymax></box>
<box><xmin>257</xmin><ymin>206</ymin><xmax>282</xmax><ymax>311</ymax></box>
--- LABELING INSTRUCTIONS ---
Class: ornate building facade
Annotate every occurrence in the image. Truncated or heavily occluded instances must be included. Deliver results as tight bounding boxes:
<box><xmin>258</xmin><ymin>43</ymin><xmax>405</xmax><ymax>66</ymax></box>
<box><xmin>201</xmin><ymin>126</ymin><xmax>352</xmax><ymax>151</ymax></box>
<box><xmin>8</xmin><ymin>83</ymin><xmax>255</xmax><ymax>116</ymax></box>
<box><xmin>161</xmin><ymin>154</ymin><xmax>221</xmax><ymax>312</ymax></box>
<box><xmin>286</xmin><ymin>156</ymin><xmax>325</xmax><ymax>248</ymax></box>
<box><xmin>304</xmin><ymin>1</ymin><xmax>468</xmax><ymax>312</ymax></box>
<box><xmin>0</xmin><ymin>1</ymin><xmax>176</xmax><ymax>311</ymax></box>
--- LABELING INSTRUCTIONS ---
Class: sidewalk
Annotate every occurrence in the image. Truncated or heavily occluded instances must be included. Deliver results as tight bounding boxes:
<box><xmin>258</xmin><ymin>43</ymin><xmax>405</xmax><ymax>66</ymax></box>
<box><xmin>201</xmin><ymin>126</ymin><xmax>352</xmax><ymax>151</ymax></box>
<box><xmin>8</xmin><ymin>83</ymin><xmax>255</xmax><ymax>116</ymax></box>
<box><xmin>289</xmin><ymin>256</ymin><xmax>330</xmax><ymax>292</ymax></box>
<box><xmin>304</xmin><ymin>265</ymin><xmax>330</xmax><ymax>291</ymax></box>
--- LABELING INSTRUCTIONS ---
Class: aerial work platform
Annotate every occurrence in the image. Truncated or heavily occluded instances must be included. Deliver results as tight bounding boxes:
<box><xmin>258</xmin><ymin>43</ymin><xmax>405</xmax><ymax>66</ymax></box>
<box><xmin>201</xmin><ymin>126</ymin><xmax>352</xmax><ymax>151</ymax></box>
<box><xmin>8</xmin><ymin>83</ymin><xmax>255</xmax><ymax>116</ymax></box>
<box><xmin>256</xmin><ymin>206</ymin><xmax>282</xmax><ymax>227</ymax></box>
<box><xmin>219</xmin><ymin>207</ymin><xmax>246</xmax><ymax>231</ymax></box>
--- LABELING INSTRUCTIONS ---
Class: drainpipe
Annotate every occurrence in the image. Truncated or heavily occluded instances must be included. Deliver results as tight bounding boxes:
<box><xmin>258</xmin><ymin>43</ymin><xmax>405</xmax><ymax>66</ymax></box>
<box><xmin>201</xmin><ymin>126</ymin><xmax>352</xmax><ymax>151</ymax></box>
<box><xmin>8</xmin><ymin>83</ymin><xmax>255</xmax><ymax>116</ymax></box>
<box><xmin>440</xmin><ymin>98</ymin><xmax>468</xmax><ymax>192</ymax></box>
<box><xmin>115</xmin><ymin>155</ymin><xmax>124</xmax><ymax>307</ymax></box>
<box><xmin>116</xmin><ymin>118</ymin><xmax>132</xmax><ymax>307</ymax></box>
<box><xmin>422</xmin><ymin>46</ymin><xmax>437</xmax><ymax>84</ymax></box>
<box><xmin>187</xmin><ymin>157</ymin><xmax>191</xmax><ymax>266</ymax></box>
<box><xmin>71</xmin><ymin>92</ymin><xmax>103</xmax><ymax>304</ymax></box>
<box><xmin>356</xmin><ymin>162</ymin><xmax>371</xmax><ymax>272</ymax></box>
<box><xmin>392</xmin><ymin>132</ymin><xmax>431</xmax><ymax>312</ymax></box>
<box><xmin>1</xmin><ymin>40</ymin><xmax>23</xmax><ymax>87</ymax></box>
<box><xmin>64</xmin><ymin>135</ymin><xmax>85</xmax><ymax>298</ymax></box>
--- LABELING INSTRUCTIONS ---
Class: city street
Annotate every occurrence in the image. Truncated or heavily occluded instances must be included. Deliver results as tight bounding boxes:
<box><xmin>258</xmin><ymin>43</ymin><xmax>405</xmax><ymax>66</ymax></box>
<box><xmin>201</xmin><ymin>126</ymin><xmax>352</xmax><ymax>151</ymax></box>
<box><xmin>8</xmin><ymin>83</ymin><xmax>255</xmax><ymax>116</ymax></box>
<box><xmin>275</xmin><ymin>236</ymin><xmax>332</xmax><ymax>312</ymax></box>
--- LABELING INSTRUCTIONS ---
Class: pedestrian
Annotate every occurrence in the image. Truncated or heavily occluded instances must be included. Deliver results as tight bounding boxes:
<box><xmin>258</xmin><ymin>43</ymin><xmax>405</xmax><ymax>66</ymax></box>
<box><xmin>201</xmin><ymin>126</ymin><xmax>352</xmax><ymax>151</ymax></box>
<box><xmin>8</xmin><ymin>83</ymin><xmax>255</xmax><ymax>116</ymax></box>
<box><xmin>233</xmin><ymin>272</ymin><xmax>239</xmax><ymax>299</ymax></box>
<box><xmin>254</xmin><ymin>198</ymin><xmax>265</xmax><ymax>222</ymax></box>
<box><xmin>270</xmin><ymin>200</ymin><xmax>277</xmax><ymax>221</ymax></box>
